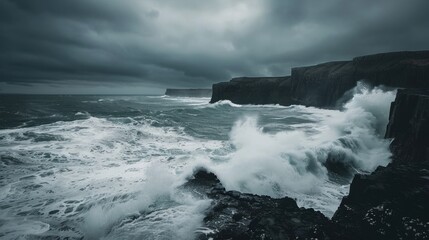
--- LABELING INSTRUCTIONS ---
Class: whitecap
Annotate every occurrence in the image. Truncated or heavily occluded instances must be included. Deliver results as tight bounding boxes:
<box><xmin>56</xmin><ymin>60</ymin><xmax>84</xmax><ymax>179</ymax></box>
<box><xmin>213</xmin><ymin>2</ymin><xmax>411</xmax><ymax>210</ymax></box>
<box><xmin>0</xmin><ymin>219</ymin><xmax>50</xmax><ymax>238</ymax></box>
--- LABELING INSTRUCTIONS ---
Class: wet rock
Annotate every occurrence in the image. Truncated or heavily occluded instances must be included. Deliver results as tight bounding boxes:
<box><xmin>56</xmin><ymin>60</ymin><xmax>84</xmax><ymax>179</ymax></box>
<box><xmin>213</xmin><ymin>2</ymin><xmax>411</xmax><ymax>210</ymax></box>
<box><xmin>385</xmin><ymin>89</ymin><xmax>429</xmax><ymax>163</ymax></box>
<box><xmin>183</xmin><ymin>169</ymin><xmax>342</xmax><ymax>240</ymax></box>
<box><xmin>332</xmin><ymin>161</ymin><xmax>429</xmax><ymax>240</ymax></box>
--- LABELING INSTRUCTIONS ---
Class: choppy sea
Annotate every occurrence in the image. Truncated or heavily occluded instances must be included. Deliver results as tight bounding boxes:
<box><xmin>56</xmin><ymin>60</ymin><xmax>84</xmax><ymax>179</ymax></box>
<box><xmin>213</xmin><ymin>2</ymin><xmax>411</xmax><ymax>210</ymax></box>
<box><xmin>0</xmin><ymin>84</ymin><xmax>395</xmax><ymax>239</ymax></box>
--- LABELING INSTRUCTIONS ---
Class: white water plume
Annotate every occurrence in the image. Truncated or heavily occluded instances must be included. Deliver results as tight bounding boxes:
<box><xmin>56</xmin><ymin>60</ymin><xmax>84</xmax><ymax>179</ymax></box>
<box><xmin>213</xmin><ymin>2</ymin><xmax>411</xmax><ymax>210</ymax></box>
<box><xmin>198</xmin><ymin>83</ymin><xmax>395</xmax><ymax>216</ymax></box>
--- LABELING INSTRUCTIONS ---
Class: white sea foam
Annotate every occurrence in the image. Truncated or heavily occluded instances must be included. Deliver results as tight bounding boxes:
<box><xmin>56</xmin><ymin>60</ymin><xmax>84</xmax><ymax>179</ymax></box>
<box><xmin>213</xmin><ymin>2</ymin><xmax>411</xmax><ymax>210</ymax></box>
<box><xmin>0</xmin><ymin>114</ymin><xmax>219</xmax><ymax>239</ymax></box>
<box><xmin>74</xmin><ymin>111</ymin><xmax>90</xmax><ymax>117</ymax></box>
<box><xmin>84</xmin><ymin>163</ymin><xmax>175</xmax><ymax>238</ymax></box>
<box><xmin>212</xmin><ymin>116</ymin><xmax>325</xmax><ymax>194</ymax></box>
<box><xmin>163</xmin><ymin>96</ymin><xmax>211</xmax><ymax>106</ymax></box>
<box><xmin>343</xmin><ymin>82</ymin><xmax>396</xmax><ymax>135</ymax></box>
<box><xmin>0</xmin><ymin>219</ymin><xmax>50</xmax><ymax>239</ymax></box>
<box><xmin>104</xmin><ymin>196</ymin><xmax>210</xmax><ymax>240</ymax></box>
<box><xmin>206</xmin><ymin>100</ymin><xmax>242</xmax><ymax>108</ymax></box>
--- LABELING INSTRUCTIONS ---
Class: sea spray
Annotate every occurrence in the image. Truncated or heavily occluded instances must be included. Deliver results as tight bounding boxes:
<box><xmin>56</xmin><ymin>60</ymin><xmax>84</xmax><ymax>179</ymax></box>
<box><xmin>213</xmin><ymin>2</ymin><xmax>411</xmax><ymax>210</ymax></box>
<box><xmin>84</xmin><ymin>163</ymin><xmax>210</xmax><ymax>239</ymax></box>
<box><xmin>195</xmin><ymin>83</ymin><xmax>395</xmax><ymax>216</ymax></box>
<box><xmin>83</xmin><ymin>163</ymin><xmax>176</xmax><ymax>238</ymax></box>
<box><xmin>342</xmin><ymin>81</ymin><xmax>397</xmax><ymax>136</ymax></box>
<box><xmin>213</xmin><ymin>116</ymin><xmax>325</xmax><ymax>195</ymax></box>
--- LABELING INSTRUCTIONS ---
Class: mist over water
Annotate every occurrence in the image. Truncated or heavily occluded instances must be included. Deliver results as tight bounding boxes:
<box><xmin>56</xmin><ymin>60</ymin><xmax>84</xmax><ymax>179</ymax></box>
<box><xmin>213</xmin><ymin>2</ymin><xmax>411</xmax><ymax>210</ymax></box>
<box><xmin>0</xmin><ymin>83</ymin><xmax>395</xmax><ymax>239</ymax></box>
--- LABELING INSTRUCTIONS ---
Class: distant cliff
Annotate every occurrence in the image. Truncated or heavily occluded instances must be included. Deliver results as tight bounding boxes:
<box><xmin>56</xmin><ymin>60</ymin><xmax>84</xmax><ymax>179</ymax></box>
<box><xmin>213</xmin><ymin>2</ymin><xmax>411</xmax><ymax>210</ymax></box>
<box><xmin>211</xmin><ymin>51</ymin><xmax>429</xmax><ymax>107</ymax></box>
<box><xmin>165</xmin><ymin>88</ymin><xmax>212</xmax><ymax>97</ymax></box>
<box><xmin>210</xmin><ymin>76</ymin><xmax>294</xmax><ymax>105</ymax></box>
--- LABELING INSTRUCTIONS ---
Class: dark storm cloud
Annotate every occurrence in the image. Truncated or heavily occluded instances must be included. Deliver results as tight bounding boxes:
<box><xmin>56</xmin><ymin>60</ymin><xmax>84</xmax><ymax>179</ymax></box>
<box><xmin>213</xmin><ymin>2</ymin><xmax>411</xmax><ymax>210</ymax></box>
<box><xmin>1</xmin><ymin>0</ymin><xmax>428</xmax><ymax>93</ymax></box>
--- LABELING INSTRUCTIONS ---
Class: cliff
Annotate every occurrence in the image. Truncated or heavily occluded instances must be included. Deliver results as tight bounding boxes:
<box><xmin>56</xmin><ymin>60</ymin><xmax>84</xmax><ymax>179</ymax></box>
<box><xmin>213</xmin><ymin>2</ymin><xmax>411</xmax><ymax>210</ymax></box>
<box><xmin>354</xmin><ymin>51</ymin><xmax>429</xmax><ymax>88</ymax></box>
<box><xmin>290</xmin><ymin>61</ymin><xmax>355</xmax><ymax>107</ymax></box>
<box><xmin>385</xmin><ymin>89</ymin><xmax>429</xmax><ymax>163</ymax></box>
<box><xmin>210</xmin><ymin>51</ymin><xmax>429</xmax><ymax>107</ymax></box>
<box><xmin>165</xmin><ymin>88</ymin><xmax>212</xmax><ymax>97</ymax></box>
<box><xmin>210</xmin><ymin>76</ymin><xmax>294</xmax><ymax>105</ymax></box>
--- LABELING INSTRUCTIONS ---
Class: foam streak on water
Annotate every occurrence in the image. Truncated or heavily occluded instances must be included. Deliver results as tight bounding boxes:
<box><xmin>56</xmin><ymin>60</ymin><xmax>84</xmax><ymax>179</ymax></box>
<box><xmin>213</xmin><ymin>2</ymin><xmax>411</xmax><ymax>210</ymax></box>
<box><xmin>0</xmin><ymin>84</ymin><xmax>395</xmax><ymax>239</ymax></box>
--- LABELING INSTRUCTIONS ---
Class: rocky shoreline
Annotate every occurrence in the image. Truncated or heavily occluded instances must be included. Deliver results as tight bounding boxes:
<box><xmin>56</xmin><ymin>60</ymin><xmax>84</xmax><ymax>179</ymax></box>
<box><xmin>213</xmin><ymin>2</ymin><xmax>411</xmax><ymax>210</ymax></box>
<box><xmin>184</xmin><ymin>169</ymin><xmax>339</xmax><ymax>240</ymax></box>
<box><xmin>185</xmin><ymin>51</ymin><xmax>429</xmax><ymax>239</ymax></box>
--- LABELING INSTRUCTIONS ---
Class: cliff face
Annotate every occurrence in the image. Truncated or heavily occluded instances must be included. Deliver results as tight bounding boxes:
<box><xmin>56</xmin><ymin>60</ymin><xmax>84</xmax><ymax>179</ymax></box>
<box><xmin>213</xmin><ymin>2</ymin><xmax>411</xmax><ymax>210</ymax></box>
<box><xmin>210</xmin><ymin>76</ymin><xmax>294</xmax><ymax>105</ymax></box>
<box><xmin>210</xmin><ymin>51</ymin><xmax>429</xmax><ymax>108</ymax></box>
<box><xmin>290</xmin><ymin>61</ymin><xmax>356</xmax><ymax>107</ymax></box>
<box><xmin>385</xmin><ymin>89</ymin><xmax>429</xmax><ymax>163</ymax></box>
<box><xmin>354</xmin><ymin>51</ymin><xmax>429</xmax><ymax>89</ymax></box>
<box><xmin>165</xmin><ymin>88</ymin><xmax>212</xmax><ymax>97</ymax></box>
<box><xmin>332</xmin><ymin>90</ymin><xmax>429</xmax><ymax>240</ymax></box>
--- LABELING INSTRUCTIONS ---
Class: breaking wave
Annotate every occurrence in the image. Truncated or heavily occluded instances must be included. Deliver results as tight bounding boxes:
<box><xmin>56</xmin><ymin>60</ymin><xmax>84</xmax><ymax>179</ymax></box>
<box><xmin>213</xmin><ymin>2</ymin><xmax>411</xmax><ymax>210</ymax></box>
<box><xmin>191</xmin><ymin>83</ymin><xmax>395</xmax><ymax>216</ymax></box>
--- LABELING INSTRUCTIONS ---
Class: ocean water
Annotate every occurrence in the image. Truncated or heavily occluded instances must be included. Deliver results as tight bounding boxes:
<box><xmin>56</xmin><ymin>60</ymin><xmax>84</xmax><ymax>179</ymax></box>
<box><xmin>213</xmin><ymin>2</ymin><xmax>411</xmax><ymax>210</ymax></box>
<box><xmin>0</xmin><ymin>83</ymin><xmax>395</xmax><ymax>239</ymax></box>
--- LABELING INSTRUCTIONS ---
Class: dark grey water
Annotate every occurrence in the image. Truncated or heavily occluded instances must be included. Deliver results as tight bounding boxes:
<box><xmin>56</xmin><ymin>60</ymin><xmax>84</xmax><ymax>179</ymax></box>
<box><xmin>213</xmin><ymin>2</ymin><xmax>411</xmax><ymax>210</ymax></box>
<box><xmin>0</xmin><ymin>88</ymin><xmax>394</xmax><ymax>239</ymax></box>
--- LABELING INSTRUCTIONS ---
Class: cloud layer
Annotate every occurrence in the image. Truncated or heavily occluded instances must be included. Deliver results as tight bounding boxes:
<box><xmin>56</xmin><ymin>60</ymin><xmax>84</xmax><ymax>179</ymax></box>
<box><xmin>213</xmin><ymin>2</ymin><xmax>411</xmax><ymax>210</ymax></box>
<box><xmin>1</xmin><ymin>0</ymin><xmax>428</xmax><ymax>93</ymax></box>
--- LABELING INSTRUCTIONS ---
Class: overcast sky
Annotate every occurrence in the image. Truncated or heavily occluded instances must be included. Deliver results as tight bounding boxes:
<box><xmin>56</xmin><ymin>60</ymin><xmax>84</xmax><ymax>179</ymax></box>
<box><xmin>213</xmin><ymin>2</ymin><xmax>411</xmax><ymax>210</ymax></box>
<box><xmin>1</xmin><ymin>0</ymin><xmax>428</xmax><ymax>94</ymax></box>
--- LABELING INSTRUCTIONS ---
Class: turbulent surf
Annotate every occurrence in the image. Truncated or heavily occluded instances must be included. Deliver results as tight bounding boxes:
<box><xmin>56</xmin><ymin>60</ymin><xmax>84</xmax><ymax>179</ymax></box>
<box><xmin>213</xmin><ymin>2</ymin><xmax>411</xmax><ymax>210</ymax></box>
<box><xmin>0</xmin><ymin>83</ymin><xmax>395</xmax><ymax>239</ymax></box>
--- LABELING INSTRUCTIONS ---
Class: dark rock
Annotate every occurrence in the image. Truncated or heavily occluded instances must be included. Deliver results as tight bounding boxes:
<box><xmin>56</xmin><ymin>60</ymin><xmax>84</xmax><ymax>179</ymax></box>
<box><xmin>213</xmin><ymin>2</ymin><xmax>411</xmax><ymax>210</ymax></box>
<box><xmin>332</xmin><ymin>161</ymin><xmax>429</xmax><ymax>240</ymax></box>
<box><xmin>183</xmin><ymin>168</ymin><xmax>225</xmax><ymax>199</ymax></box>
<box><xmin>183</xmin><ymin>168</ymin><xmax>343</xmax><ymax>240</ymax></box>
<box><xmin>354</xmin><ymin>51</ymin><xmax>429</xmax><ymax>89</ymax></box>
<box><xmin>385</xmin><ymin>89</ymin><xmax>429</xmax><ymax>163</ymax></box>
<box><xmin>165</xmin><ymin>88</ymin><xmax>212</xmax><ymax>97</ymax></box>
<box><xmin>210</xmin><ymin>76</ymin><xmax>294</xmax><ymax>105</ymax></box>
<box><xmin>290</xmin><ymin>61</ymin><xmax>356</xmax><ymax>107</ymax></box>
